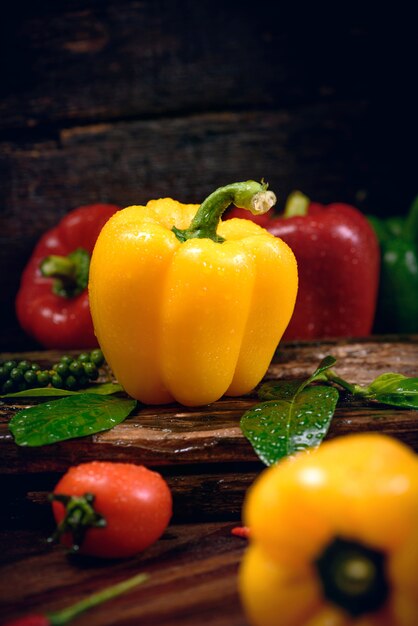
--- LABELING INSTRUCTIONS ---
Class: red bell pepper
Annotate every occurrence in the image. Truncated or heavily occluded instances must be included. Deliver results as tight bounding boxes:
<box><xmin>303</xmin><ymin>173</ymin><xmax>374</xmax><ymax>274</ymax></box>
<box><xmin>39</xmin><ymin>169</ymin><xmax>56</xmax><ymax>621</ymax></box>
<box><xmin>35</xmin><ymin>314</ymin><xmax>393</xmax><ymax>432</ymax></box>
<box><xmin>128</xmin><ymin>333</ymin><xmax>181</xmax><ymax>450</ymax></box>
<box><xmin>16</xmin><ymin>203</ymin><xmax>119</xmax><ymax>349</ymax></box>
<box><xmin>227</xmin><ymin>191</ymin><xmax>379</xmax><ymax>340</ymax></box>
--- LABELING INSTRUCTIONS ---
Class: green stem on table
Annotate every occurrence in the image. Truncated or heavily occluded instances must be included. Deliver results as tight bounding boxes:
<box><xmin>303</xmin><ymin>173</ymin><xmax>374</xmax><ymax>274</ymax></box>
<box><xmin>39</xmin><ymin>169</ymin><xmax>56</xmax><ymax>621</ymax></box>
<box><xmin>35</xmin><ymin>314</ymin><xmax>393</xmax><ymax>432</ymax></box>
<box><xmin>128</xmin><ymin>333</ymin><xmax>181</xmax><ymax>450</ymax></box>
<box><xmin>49</xmin><ymin>572</ymin><xmax>149</xmax><ymax>625</ymax></box>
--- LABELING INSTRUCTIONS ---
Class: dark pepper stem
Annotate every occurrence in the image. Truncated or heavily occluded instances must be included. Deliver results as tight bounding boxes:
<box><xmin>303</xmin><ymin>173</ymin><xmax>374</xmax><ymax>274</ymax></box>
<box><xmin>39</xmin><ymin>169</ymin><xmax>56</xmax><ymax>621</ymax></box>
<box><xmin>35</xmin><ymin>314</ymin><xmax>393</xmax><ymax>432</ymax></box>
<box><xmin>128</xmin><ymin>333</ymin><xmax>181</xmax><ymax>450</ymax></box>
<box><xmin>172</xmin><ymin>180</ymin><xmax>277</xmax><ymax>243</ymax></box>
<box><xmin>315</xmin><ymin>537</ymin><xmax>389</xmax><ymax>617</ymax></box>
<box><xmin>40</xmin><ymin>248</ymin><xmax>90</xmax><ymax>298</ymax></box>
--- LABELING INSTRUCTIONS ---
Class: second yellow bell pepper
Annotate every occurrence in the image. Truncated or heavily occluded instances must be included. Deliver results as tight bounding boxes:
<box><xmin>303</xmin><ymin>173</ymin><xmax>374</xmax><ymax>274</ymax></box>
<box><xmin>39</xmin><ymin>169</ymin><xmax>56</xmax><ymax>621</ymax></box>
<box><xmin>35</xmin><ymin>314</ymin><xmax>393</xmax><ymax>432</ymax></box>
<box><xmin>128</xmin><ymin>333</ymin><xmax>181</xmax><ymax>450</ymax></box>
<box><xmin>239</xmin><ymin>433</ymin><xmax>418</xmax><ymax>626</ymax></box>
<box><xmin>88</xmin><ymin>181</ymin><xmax>298</xmax><ymax>406</ymax></box>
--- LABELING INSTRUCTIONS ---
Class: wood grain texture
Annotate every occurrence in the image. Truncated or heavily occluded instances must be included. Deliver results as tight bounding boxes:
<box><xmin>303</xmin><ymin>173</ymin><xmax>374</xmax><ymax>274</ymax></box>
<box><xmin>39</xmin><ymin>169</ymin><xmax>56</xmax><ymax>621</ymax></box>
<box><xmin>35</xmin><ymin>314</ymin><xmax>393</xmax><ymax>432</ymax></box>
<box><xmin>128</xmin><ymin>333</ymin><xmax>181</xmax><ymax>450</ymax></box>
<box><xmin>0</xmin><ymin>522</ymin><xmax>248</xmax><ymax>626</ymax></box>
<box><xmin>0</xmin><ymin>2</ymin><xmax>401</xmax><ymax>129</ymax></box>
<box><xmin>2</xmin><ymin>336</ymin><xmax>418</xmax><ymax>473</ymax></box>
<box><xmin>1</xmin><ymin>336</ymin><xmax>418</xmax><ymax>625</ymax></box>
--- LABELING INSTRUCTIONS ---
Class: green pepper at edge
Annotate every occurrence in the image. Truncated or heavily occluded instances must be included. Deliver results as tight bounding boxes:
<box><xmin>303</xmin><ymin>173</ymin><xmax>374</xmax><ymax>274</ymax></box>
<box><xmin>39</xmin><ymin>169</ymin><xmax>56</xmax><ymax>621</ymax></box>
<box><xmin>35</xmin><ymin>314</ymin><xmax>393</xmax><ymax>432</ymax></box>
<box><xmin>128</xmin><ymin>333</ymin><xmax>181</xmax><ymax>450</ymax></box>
<box><xmin>368</xmin><ymin>195</ymin><xmax>418</xmax><ymax>333</ymax></box>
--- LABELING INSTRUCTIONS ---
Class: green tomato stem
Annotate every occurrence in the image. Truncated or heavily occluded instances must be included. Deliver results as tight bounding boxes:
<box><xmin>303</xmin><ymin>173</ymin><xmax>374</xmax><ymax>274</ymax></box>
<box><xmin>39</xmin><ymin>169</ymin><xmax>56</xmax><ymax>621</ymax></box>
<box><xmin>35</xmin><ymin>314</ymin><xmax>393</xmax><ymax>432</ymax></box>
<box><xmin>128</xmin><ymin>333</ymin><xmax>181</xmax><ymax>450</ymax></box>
<box><xmin>48</xmin><ymin>492</ymin><xmax>106</xmax><ymax>552</ymax></box>
<box><xmin>172</xmin><ymin>180</ymin><xmax>276</xmax><ymax>243</ymax></box>
<box><xmin>48</xmin><ymin>572</ymin><xmax>149</xmax><ymax>626</ymax></box>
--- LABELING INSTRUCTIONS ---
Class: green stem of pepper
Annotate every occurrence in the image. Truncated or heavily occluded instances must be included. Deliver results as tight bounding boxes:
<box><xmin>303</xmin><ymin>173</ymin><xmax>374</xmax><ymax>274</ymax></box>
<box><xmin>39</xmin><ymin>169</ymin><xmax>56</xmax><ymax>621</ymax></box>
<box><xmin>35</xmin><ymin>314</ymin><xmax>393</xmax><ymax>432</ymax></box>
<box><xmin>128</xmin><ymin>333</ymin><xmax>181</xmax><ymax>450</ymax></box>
<box><xmin>283</xmin><ymin>190</ymin><xmax>310</xmax><ymax>218</ymax></box>
<box><xmin>315</xmin><ymin>537</ymin><xmax>389</xmax><ymax>617</ymax></box>
<box><xmin>172</xmin><ymin>180</ymin><xmax>276</xmax><ymax>243</ymax></box>
<box><xmin>40</xmin><ymin>248</ymin><xmax>90</xmax><ymax>298</ymax></box>
<box><xmin>48</xmin><ymin>572</ymin><xmax>149</xmax><ymax>626</ymax></box>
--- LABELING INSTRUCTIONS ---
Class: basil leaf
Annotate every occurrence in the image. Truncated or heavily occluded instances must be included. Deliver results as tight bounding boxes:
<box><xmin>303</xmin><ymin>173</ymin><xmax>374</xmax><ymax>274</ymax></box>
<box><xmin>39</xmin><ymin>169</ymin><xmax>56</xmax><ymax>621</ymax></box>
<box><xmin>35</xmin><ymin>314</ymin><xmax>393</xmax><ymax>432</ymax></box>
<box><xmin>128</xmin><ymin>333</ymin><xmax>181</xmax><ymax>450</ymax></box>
<box><xmin>258</xmin><ymin>355</ymin><xmax>337</xmax><ymax>401</ymax></box>
<box><xmin>9</xmin><ymin>393</ymin><xmax>137</xmax><ymax>447</ymax></box>
<box><xmin>241</xmin><ymin>385</ymin><xmax>339</xmax><ymax>466</ymax></box>
<box><xmin>1</xmin><ymin>382</ymin><xmax>123</xmax><ymax>399</ymax></box>
<box><xmin>362</xmin><ymin>373</ymin><xmax>418</xmax><ymax>409</ymax></box>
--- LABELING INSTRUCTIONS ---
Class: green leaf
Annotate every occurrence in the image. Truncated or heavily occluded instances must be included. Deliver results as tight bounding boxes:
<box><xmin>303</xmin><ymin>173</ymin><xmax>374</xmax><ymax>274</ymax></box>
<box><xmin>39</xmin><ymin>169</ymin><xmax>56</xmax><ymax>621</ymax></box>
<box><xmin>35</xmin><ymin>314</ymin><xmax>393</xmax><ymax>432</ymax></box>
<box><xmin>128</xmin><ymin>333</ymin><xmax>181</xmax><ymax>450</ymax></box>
<box><xmin>257</xmin><ymin>379</ymin><xmax>303</xmax><ymax>401</ymax></box>
<box><xmin>362</xmin><ymin>373</ymin><xmax>418</xmax><ymax>409</ymax></box>
<box><xmin>1</xmin><ymin>382</ymin><xmax>123</xmax><ymax>399</ymax></box>
<box><xmin>258</xmin><ymin>355</ymin><xmax>337</xmax><ymax>401</ymax></box>
<box><xmin>9</xmin><ymin>393</ymin><xmax>137</xmax><ymax>447</ymax></box>
<box><xmin>240</xmin><ymin>385</ymin><xmax>339</xmax><ymax>466</ymax></box>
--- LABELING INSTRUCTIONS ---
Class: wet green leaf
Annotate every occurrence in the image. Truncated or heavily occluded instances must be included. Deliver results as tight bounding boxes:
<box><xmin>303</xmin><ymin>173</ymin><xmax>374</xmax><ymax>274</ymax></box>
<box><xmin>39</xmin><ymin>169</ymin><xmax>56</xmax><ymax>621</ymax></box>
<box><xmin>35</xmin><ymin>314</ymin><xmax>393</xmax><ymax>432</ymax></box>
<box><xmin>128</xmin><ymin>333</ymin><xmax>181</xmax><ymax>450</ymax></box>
<box><xmin>362</xmin><ymin>373</ymin><xmax>418</xmax><ymax>409</ymax></box>
<box><xmin>257</xmin><ymin>379</ymin><xmax>303</xmax><ymax>401</ymax></box>
<box><xmin>257</xmin><ymin>355</ymin><xmax>337</xmax><ymax>401</ymax></box>
<box><xmin>9</xmin><ymin>393</ymin><xmax>137</xmax><ymax>447</ymax></box>
<box><xmin>241</xmin><ymin>385</ymin><xmax>339</xmax><ymax>466</ymax></box>
<box><xmin>1</xmin><ymin>382</ymin><xmax>123</xmax><ymax>399</ymax></box>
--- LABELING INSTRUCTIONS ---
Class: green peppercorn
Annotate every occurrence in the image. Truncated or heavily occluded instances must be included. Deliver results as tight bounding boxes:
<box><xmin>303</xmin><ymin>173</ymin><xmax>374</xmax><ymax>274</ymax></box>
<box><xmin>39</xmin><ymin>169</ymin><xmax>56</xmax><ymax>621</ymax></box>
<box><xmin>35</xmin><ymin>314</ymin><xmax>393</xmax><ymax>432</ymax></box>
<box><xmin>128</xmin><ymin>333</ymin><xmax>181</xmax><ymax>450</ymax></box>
<box><xmin>83</xmin><ymin>362</ymin><xmax>99</xmax><ymax>380</ymax></box>
<box><xmin>2</xmin><ymin>380</ymin><xmax>15</xmax><ymax>394</ymax></box>
<box><xmin>10</xmin><ymin>368</ymin><xmax>23</xmax><ymax>382</ymax></box>
<box><xmin>77</xmin><ymin>352</ymin><xmax>91</xmax><ymax>363</ymax></box>
<box><xmin>17</xmin><ymin>360</ymin><xmax>31</xmax><ymax>371</ymax></box>
<box><xmin>54</xmin><ymin>362</ymin><xmax>69</xmax><ymax>377</ymax></box>
<box><xmin>51</xmin><ymin>373</ymin><xmax>64</xmax><ymax>388</ymax></box>
<box><xmin>60</xmin><ymin>355</ymin><xmax>73</xmax><ymax>365</ymax></box>
<box><xmin>65</xmin><ymin>375</ymin><xmax>78</xmax><ymax>390</ymax></box>
<box><xmin>0</xmin><ymin>366</ymin><xmax>6</xmax><ymax>382</ymax></box>
<box><xmin>37</xmin><ymin>371</ymin><xmax>51</xmax><ymax>387</ymax></box>
<box><xmin>69</xmin><ymin>361</ymin><xmax>84</xmax><ymax>377</ymax></box>
<box><xmin>90</xmin><ymin>349</ymin><xmax>104</xmax><ymax>367</ymax></box>
<box><xmin>24</xmin><ymin>370</ymin><xmax>37</xmax><ymax>386</ymax></box>
<box><xmin>3</xmin><ymin>361</ymin><xmax>17</xmax><ymax>375</ymax></box>
<box><xmin>31</xmin><ymin>363</ymin><xmax>40</xmax><ymax>371</ymax></box>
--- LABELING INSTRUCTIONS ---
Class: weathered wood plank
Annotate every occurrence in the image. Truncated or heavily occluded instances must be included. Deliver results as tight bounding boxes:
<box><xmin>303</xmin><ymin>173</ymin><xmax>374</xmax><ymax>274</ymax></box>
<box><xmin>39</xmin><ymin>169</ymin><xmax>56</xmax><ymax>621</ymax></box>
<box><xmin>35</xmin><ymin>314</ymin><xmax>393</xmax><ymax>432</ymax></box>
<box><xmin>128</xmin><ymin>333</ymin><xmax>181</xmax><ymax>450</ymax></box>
<box><xmin>1</xmin><ymin>337</ymin><xmax>418</xmax><ymax>474</ymax></box>
<box><xmin>0</xmin><ymin>467</ymin><xmax>261</xmax><ymax>529</ymax></box>
<box><xmin>2</xmin><ymin>404</ymin><xmax>418</xmax><ymax>473</ymax></box>
<box><xmin>0</xmin><ymin>521</ymin><xmax>248</xmax><ymax>626</ymax></box>
<box><xmin>0</xmin><ymin>2</ymin><xmax>381</xmax><ymax>130</ymax></box>
<box><xmin>1</xmin><ymin>336</ymin><xmax>417</xmax><ymax>624</ymax></box>
<box><xmin>0</xmin><ymin>106</ymin><xmax>370</xmax><ymax>234</ymax></box>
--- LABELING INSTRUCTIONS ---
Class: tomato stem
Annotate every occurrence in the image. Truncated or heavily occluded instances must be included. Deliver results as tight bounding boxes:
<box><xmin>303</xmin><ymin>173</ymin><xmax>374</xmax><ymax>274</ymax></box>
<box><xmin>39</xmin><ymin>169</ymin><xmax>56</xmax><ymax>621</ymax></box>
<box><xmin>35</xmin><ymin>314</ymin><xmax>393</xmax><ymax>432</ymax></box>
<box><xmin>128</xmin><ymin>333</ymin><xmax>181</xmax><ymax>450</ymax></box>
<box><xmin>48</xmin><ymin>492</ymin><xmax>106</xmax><ymax>552</ymax></box>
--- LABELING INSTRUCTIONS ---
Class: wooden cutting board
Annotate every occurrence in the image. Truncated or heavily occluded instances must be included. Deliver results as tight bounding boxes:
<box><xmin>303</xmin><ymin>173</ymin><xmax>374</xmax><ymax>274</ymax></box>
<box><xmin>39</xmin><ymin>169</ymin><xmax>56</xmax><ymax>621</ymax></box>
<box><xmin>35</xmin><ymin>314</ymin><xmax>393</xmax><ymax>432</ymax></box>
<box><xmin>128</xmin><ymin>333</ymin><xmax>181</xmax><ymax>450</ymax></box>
<box><xmin>1</xmin><ymin>335</ymin><xmax>418</xmax><ymax>523</ymax></box>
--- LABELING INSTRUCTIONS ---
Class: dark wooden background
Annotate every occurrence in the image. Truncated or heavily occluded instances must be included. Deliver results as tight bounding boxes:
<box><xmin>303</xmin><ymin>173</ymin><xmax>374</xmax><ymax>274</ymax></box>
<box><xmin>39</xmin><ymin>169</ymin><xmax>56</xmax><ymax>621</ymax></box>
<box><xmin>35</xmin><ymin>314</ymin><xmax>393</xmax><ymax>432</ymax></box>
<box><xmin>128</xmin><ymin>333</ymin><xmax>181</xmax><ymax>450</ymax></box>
<box><xmin>1</xmin><ymin>1</ymin><xmax>417</xmax><ymax>350</ymax></box>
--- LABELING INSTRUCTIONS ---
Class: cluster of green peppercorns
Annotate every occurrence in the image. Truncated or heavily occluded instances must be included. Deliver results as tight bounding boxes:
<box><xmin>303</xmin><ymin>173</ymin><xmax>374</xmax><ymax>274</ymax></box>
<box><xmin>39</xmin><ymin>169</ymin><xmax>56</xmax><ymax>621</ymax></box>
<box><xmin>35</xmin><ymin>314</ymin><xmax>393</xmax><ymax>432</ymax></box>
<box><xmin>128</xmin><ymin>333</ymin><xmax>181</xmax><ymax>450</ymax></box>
<box><xmin>0</xmin><ymin>349</ymin><xmax>105</xmax><ymax>394</ymax></box>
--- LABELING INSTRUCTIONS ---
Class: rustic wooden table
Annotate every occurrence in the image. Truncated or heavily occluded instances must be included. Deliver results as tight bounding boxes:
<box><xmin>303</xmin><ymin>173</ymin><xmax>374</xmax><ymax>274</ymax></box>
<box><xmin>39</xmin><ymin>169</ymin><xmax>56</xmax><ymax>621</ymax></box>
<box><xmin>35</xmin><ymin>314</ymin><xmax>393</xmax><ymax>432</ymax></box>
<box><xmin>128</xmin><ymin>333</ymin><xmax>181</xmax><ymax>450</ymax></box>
<box><xmin>1</xmin><ymin>335</ymin><xmax>417</xmax><ymax>625</ymax></box>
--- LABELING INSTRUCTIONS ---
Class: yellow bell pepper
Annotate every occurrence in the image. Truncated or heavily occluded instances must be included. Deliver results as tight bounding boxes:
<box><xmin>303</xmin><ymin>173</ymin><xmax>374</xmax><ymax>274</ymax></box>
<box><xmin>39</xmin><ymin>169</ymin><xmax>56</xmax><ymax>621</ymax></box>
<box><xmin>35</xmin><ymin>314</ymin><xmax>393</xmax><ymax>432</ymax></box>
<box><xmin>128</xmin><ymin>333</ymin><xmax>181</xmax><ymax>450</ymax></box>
<box><xmin>239</xmin><ymin>433</ymin><xmax>418</xmax><ymax>626</ymax></box>
<box><xmin>89</xmin><ymin>181</ymin><xmax>298</xmax><ymax>406</ymax></box>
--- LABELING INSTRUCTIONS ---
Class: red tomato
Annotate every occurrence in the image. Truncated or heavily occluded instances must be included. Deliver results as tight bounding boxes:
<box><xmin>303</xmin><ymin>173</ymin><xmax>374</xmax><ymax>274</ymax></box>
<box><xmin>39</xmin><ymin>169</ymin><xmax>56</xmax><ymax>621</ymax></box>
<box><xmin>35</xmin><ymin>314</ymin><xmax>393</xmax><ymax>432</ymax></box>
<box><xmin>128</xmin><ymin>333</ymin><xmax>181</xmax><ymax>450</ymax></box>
<box><xmin>51</xmin><ymin>461</ymin><xmax>172</xmax><ymax>558</ymax></box>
